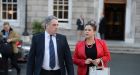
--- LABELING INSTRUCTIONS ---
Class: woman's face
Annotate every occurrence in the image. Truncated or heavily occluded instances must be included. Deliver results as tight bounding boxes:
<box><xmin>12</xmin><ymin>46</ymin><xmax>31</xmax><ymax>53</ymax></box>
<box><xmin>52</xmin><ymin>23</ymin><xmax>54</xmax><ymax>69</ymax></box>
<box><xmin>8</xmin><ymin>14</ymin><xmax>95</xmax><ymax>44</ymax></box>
<box><xmin>84</xmin><ymin>25</ymin><xmax>96</xmax><ymax>38</ymax></box>
<box><xmin>4</xmin><ymin>24</ymin><xmax>10</xmax><ymax>32</ymax></box>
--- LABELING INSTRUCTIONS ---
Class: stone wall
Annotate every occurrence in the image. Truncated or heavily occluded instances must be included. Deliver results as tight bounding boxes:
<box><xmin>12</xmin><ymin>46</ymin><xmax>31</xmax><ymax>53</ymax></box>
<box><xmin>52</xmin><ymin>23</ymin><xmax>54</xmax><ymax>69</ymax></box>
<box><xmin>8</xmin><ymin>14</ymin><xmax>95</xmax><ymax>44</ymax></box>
<box><xmin>135</xmin><ymin>0</ymin><xmax>140</xmax><ymax>43</ymax></box>
<box><xmin>27</xmin><ymin>0</ymin><xmax>48</xmax><ymax>32</ymax></box>
<box><xmin>72</xmin><ymin>0</ymin><xmax>95</xmax><ymax>30</ymax></box>
<box><xmin>27</xmin><ymin>0</ymin><xmax>97</xmax><ymax>36</ymax></box>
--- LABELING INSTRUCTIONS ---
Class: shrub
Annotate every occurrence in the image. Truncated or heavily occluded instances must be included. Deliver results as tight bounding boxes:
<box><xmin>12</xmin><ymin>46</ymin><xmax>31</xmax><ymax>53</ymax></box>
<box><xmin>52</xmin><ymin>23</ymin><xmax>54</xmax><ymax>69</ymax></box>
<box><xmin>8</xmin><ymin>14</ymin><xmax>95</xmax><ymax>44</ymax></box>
<box><xmin>32</xmin><ymin>20</ymin><xmax>44</xmax><ymax>34</ymax></box>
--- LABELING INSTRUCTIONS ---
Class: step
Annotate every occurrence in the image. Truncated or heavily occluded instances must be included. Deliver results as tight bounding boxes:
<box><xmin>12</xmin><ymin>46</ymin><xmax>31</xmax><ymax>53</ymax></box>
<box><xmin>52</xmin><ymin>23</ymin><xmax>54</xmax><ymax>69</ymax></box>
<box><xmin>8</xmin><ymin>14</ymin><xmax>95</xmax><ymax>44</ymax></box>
<box><xmin>68</xmin><ymin>41</ymin><xmax>140</xmax><ymax>54</ymax></box>
<box><xmin>21</xmin><ymin>35</ymin><xmax>140</xmax><ymax>54</ymax></box>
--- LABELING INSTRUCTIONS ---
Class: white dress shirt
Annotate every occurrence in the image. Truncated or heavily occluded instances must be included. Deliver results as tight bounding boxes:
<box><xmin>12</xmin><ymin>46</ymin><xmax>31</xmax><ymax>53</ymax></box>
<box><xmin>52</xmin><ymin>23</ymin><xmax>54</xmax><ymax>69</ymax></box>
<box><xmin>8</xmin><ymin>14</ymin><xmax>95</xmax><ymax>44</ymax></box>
<box><xmin>42</xmin><ymin>31</ymin><xmax>60</xmax><ymax>70</ymax></box>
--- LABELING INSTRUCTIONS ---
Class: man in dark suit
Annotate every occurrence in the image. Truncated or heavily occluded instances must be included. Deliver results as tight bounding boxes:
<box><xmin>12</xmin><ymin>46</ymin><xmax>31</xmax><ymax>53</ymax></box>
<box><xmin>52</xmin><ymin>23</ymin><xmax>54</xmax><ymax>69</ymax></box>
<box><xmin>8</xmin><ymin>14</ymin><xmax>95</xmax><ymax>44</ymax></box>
<box><xmin>76</xmin><ymin>15</ymin><xmax>84</xmax><ymax>41</ymax></box>
<box><xmin>26</xmin><ymin>15</ymin><xmax>74</xmax><ymax>75</ymax></box>
<box><xmin>98</xmin><ymin>13</ymin><xmax>106</xmax><ymax>39</ymax></box>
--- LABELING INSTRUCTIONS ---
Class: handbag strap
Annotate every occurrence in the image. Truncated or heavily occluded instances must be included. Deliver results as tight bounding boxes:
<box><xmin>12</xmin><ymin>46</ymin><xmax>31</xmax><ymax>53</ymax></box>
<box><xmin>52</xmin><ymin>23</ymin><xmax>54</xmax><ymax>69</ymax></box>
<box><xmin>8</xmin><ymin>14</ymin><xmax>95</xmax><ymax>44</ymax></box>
<box><xmin>97</xmin><ymin>39</ymin><xmax>105</xmax><ymax>69</ymax></box>
<box><xmin>96</xmin><ymin>59</ymin><xmax>105</xmax><ymax>70</ymax></box>
<box><xmin>90</xmin><ymin>60</ymin><xmax>104</xmax><ymax>70</ymax></box>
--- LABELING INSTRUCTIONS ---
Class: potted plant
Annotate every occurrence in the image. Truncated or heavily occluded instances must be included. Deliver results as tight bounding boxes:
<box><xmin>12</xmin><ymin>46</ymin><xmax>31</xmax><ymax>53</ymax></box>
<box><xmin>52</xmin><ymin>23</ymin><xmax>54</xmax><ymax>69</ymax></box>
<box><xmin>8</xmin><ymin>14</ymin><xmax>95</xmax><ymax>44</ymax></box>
<box><xmin>32</xmin><ymin>20</ymin><xmax>44</xmax><ymax>34</ymax></box>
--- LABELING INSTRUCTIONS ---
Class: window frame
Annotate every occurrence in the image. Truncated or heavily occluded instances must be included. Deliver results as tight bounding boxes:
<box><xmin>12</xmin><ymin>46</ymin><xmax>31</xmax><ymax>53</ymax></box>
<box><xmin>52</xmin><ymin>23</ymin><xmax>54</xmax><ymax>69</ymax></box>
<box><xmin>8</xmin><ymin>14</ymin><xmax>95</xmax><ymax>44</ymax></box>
<box><xmin>1</xmin><ymin>0</ymin><xmax>18</xmax><ymax>21</ymax></box>
<box><xmin>48</xmin><ymin>0</ymin><xmax>72</xmax><ymax>29</ymax></box>
<box><xmin>53</xmin><ymin>0</ymin><xmax>69</xmax><ymax>22</ymax></box>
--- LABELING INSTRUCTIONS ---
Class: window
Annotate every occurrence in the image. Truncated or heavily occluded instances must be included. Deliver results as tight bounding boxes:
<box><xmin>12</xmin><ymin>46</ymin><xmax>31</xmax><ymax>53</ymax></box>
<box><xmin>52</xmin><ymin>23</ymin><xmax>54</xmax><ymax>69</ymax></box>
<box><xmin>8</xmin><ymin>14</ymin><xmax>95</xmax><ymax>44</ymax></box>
<box><xmin>2</xmin><ymin>0</ymin><xmax>17</xmax><ymax>20</ymax></box>
<box><xmin>53</xmin><ymin>0</ymin><xmax>68</xmax><ymax>23</ymax></box>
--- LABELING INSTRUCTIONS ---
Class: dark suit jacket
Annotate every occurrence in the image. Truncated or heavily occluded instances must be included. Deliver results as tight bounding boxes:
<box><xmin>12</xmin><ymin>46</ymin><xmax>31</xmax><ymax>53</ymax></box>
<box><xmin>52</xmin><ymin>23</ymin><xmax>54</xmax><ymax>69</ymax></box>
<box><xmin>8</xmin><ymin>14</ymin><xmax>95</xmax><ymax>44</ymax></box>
<box><xmin>76</xmin><ymin>18</ymin><xmax>84</xmax><ymax>26</ymax></box>
<box><xmin>26</xmin><ymin>32</ymin><xmax>74</xmax><ymax>75</ymax></box>
<box><xmin>98</xmin><ymin>17</ymin><xmax>106</xmax><ymax>34</ymax></box>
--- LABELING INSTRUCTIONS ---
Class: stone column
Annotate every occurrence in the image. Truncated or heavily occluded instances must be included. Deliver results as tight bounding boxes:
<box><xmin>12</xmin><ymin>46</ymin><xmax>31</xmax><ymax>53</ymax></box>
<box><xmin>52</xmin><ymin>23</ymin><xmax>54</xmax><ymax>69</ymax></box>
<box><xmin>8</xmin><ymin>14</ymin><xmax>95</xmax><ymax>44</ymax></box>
<box><xmin>18</xmin><ymin>0</ymin><xmax>25</xmax><ymax>33</ymax></box>
<box><xmin>125</xmin><ymin>0</ymin><xmax>135</xmax><ymax>43</ymax></box>
<box><xmin>0</xmin><ymin>1</ymin><xmax>1</xmax><ymax>20</ymax></box>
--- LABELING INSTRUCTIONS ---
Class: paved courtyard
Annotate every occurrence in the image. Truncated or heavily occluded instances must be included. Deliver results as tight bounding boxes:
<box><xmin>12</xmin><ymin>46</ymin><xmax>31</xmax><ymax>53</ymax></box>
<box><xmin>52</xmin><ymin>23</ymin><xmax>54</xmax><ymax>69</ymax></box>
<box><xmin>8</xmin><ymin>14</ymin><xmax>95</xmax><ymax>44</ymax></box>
<box><xmin>0</xmin><ymin>53</ymin><xmax>140</xmax><ymax>75</ymax></box>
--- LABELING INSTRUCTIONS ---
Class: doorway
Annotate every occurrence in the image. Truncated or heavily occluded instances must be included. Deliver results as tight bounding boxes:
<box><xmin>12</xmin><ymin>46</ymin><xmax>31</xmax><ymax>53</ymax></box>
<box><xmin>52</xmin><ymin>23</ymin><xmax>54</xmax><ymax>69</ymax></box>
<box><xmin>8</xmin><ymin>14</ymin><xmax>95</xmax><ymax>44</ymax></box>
<box><xmin>104</xmin><ymin>3</ymin><xmax>126</xmax><ymax>40</ymax></box>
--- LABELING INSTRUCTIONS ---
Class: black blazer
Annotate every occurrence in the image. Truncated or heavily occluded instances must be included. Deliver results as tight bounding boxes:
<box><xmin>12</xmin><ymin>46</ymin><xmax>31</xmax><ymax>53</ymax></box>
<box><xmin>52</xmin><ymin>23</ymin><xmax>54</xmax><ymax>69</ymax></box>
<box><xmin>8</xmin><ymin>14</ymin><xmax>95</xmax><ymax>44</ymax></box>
<box><xmin>26</xmin><ymin>32</ymin><xmax>74</xmax><ymax>75</ymax></box>
<box><xmin>76</xmin><ymin>18</ymin><xmax>84</xmax><ymax>26</ymax></box>
<box><xmin>98</xmin><ymin>17</ymin><xmax>106</xmax><ymax>34</ymax></box>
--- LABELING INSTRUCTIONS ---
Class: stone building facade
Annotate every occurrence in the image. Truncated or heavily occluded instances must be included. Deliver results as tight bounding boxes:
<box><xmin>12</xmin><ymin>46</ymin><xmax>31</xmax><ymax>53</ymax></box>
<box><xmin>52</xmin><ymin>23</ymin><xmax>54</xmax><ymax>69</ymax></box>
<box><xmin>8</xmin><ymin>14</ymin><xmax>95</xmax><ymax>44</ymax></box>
<box><xmin>0</xmin><ymin>0</ymin><xmax>25</xmax><ymax>33</ymax></box>
<box><xmin>0</xmin><ymin>0</ymin><xmax>140</xmax><ymax>44</ymax></box>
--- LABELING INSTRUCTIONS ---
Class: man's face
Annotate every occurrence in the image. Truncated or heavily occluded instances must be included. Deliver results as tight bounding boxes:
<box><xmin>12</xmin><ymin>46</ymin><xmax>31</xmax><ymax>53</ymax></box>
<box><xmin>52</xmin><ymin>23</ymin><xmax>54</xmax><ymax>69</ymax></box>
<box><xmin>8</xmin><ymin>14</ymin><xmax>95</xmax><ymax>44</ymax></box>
<box><xmin>46</xmin><ymin>19</ymin><xmax>59</xmax><ymax>35</ymax></box>
<box><xmin>4</xmin><ymin>25</ymin><xmax>10</xmax><ymax>32</ymax></box>
<box><xmin>81</xmin><ymin>15</ymin><xmax>84</xmax><ymax>19</ymax></box>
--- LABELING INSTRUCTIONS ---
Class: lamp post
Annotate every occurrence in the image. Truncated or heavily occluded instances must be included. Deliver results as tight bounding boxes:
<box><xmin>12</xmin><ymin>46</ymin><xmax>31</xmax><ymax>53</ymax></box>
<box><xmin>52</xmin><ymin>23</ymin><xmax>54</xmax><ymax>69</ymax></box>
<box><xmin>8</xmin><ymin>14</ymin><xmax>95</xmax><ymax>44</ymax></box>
<box><xmin>23</xmin><ymin>0</ymin><xmax>29</xmax><ymax>36</ymax></box>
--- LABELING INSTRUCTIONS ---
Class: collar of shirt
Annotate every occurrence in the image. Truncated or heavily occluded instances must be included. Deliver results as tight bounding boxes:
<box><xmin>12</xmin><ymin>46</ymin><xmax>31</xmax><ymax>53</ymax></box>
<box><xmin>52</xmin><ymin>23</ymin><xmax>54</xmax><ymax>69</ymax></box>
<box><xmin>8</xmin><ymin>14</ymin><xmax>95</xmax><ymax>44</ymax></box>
<box><xmin>43</xmin><ymin>31</ymin><xmax>59</xmax><ymax>70</ymax></box>
<box><xmin>45</xmin><ymin>31</ymin><xmax>56</xmax><ymax>38</ymax></box>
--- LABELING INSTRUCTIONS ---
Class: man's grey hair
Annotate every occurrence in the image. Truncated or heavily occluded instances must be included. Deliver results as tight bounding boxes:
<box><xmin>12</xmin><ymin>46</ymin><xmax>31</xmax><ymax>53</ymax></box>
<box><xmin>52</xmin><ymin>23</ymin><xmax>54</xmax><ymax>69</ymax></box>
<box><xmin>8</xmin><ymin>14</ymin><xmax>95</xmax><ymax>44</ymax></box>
<box><xmin>42</xmin><ymin>15</ymin><xmax>58</xmax><ymax>27</ymax></box>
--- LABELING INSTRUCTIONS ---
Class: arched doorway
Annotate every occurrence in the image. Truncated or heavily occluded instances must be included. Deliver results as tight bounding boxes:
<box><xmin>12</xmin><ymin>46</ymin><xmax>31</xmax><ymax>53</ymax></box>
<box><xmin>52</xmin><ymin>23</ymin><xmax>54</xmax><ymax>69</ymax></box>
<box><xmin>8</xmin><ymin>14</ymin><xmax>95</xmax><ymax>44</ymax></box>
<box><xmin>104</xmin><ymin>0</ymin><xmax>126</xmax><ymax>40</ymax></box>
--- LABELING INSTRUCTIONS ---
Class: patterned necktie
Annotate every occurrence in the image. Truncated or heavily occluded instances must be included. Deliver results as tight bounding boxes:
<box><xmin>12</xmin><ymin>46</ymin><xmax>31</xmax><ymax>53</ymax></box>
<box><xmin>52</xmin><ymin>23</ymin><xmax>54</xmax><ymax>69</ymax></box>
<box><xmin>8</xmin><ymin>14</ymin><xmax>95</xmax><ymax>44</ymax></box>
<box><xmin>49</xmin><ymin>35</ymin><xmax>56</xmax><ymax>69</ymax></box>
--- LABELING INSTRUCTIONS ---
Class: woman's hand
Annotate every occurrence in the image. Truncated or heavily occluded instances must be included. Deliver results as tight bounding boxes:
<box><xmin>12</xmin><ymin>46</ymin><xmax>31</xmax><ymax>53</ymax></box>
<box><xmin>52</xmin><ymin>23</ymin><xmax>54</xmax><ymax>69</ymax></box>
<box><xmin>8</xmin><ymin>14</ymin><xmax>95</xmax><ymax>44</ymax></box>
<box><xmin>92</xmin><ymin>58</ymin><xmax>101</xmax><ymax>66</ymax></box>
<box><xmin>85</xmin><ymin>58</ymin><xmax>93</xmax><ymax>64</ymax></box>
